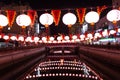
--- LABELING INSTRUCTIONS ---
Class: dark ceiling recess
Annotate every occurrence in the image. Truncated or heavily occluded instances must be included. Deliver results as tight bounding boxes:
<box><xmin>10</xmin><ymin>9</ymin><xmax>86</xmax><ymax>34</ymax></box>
<box><xmin>1</xmin><ymin>0</ymin><xmax>112</xmax><ymax>10</ymax></box>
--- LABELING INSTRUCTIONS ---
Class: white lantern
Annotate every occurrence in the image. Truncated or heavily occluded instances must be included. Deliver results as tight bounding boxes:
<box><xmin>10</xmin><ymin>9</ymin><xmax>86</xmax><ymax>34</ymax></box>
<box><xmin>64</xmin><ymin>36</ymin><xmax>70</xmax><ymax>40</ymax></box>
<box><xmin>102</xmin><ymin>29</ymin><xmax>108</xmax><ymax>37</ymax></box>
<box><xmin>57</xmin><ymin>36</ymin><xmax>62</xmax><ymax>41</ymax></box>
<box><xmin>16</xmin><ymin>14</ymin><xmax>31</xmax><ymax>28</ymax></box>
<box><xmin>109</xmin><ymin>30</ymin><xmax>116</xmax><ymax>35</ymax></box>
<box><xmin>72</xmin><ymin>35</ymin><xmax>77</xmax><ymax>40</ymax></box>
<box><xmin>3</xmin><ymin>35</ymin><xmax>9</xmax><ymax>40</ymax></box>
<box><xmin>94</xmin><ymin>33</ymin><xmax>101</xmax><ymax>38</ymax></box>
<box><xmin>42</xmin><ymin>37</ymin><xmax>47</xmax><ymax>41</ymax></box>
<box><xmin>118</xmin><ymin>28</ymin><xmax>120</xmax><ymax>33</ymax></box>
<box><xmin>18</xmin><ymin>36</ymin><xmax>24</xmax><ymax>41</ymax></box>
<box><xmin>87</xmin><ymin>33</ymin><xmax>93</xmax><ymax>39</ymax></box>
<box><xmin>62</xmin><ymin>12</ymin><xmax>77</xmax><ymax>27</ymax></box>
<box><xmin>0</xmin><ymin>14</ymin><xmax>8</xmax><ymax>28</ymax></box>
<box><xmin>49</xmin><ymin>37</ymin><xmax>54</xmax><ymax>41</ymax></box>
<box><xmin>80</xmin><ymin>34</ymin><xmax>85</xmax><ymax>39</ymax></box>
<box><xmin>34</xmin><ymin>37</ymin><xmax>39</xmax><ymax>42</ymax></box>
<box><xmin>25</xmin><ymin>36</ymin><xmax>32</xmax><ymax>42</ymax></box>
<box><xmin>85</xmin><ymin>11</ymin><xmax>99</xmax><ymax>25</ymax></box>
<box><xmin>107</xmin><ymin>9</ymin><xmax>120</xmax><ymax>23</ymax></box>
<box><xmin>10</xmin><ymin>36</ymin><xmax>17</xmax><ymax>40</ymax></box>
<box><xmin>39</xmin><ymin>13</ymin><xmax>53</xmax><ymax>27</ymax></box>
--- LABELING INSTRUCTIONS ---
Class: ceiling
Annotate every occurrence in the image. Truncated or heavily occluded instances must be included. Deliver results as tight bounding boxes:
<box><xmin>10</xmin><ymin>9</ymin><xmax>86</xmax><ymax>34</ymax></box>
<box><xmin>1</xmin><ymin>0</ymin><xmax>112</xmax><ymax>10</ymax></box>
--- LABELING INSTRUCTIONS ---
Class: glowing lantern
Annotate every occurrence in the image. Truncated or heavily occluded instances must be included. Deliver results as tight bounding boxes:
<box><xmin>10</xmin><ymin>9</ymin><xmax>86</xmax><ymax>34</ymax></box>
<box><xmin>72</xmin><ymin>35</ymin><xmax>77</xmax><ymax>40</ymax></box>
<box><xmin>94</xmin><ymin>33</ymin><xmax>101</xmax><ymax>38</ymax></box>
<box><xmin>34</xmin><ymin>37</ymin><xmax>39</xmax><ymax>42</ymax></box>
<box><xmin>42</xmin><ymin>37</ymin><xmax>47</xmax><ymax>41</ymax></box>
<box><xmin>49</xmin><ymin>37</ymin><xmax>54</xmax><ymax>41</ymax></box>
<box><xmin>109</xmin><ymin>30</ymin><xmax>116</xmax><ymax>35</ymax></box>
<box><xmin>107</xmin><ymin>9</ymin><xmax>120</xmax><ymax>24</ymax></box>
<box><xmin>57</xmin><ymin>36</ymin><xmax>62</xmax><ymax>41</ymax></box>
<box><xmin>87</xmin><ymin>33</ymin><xmax>93</xmax><ymax>39</ymax></box>
<box><xmin>80</xmin><ymin>34</ymin><xmax>85</xmax><ymax>39</ymax></box>
<box><xmin>62</xmin><ymin>12</ymin><xmax>77</xmax><ymax>27</ymax></box>
<box><xmin>0</xmin><ymin>14</ymin><xmax>8</xmax><ymax>29</ymax></box>
<box><xmin>39</xmin><ymin>13</ymin><xmax>54</xmax><ymax>28</ymax></box>
<box><xmin>118</xmin><ymin>28</ymin><xmax>120</xmax><ymax>33</ymax></box>
<box><xmin>10</xmin><ymin>36</ymin><xmax>17</xmax><ymax>40</ymax></box>
<box><xmin>64</xmin><ymin>36</ymin><xmax>70</xmax><ymax>40</ymax></box>
<box><xmin>85</xmin><ymin>11</ymin><xmax>99</xmax><ymax>25</ymax></box>
<box><xmin>18</xmin><ymin>36</ymin><xmax>24</xmax><ymax>41</ymax></box>
<box><xmin>3</xmin><ymin>35</ymin><xmax>9</xmax><ymax>40</ymax></box>
<box><xmin>102</xmin><ymin>29</ymin><xmax>108</xmax><ymax>37</ymax></box>
<box><xmin>16</xmin><ymin>14</ymin><xmax>31</xmax><ymax>28</ymax></box>
<box><xmin>25</xmin><ymin>36</ymin><xmax>32</xmax><ymax>42</ymax></box>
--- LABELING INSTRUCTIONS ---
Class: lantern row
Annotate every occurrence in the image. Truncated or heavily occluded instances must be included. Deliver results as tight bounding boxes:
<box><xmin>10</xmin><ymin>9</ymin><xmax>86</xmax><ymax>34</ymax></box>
<box><xmin>0</xmin><ymin>8</ymin><xmax>120</xmax><ymax>29</ymax></box>
<box><xmin>0</xmin><ymin>28</ymin><xmax>119</xmax><ymax>43</ymax></box>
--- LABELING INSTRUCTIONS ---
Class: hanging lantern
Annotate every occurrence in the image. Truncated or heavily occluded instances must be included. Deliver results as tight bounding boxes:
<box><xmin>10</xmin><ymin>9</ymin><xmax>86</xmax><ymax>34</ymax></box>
<box><xmin>64</xmin><ymin>36</ymin><xmax>70</xmax><ymax>40</ymax></box>
<box><xmin>49</xmin><ymin>37</ymin><xmax>54</xmax><ymax>41</ymax></box>
<box><xmin>18</xmin><ymin>36</ymin><xmax>24</xmax><ymax>41</ymax></box>
<box><xmin>34</xmin><ymin>37</ymin><xmax>39</xmax><ymax>42</ymax></box>
<box><xmin>87</xmin><ymin>33</ymin><xmax>93</xmax><ymax>39</ymax></box>
<box><xmin>94</xmin><ymin>32</ymin><xmax>101</xmax><ymax>38</ymax></box>
<box><xmin>72</xmin><ymin>35</ymin><xmax>77</xmax><ymax>40</ymax></box>
<box><xmin>25</xmin><ymin>36</ymin><xmax>32</xmax><ymax>42</ymax></box>
<box><xmin>0</xmin><ymin>14</ymin><xmax>8</xmax><ymax>29</ymax></box>
<box><xmin>57</xmin><ymin>36</ymin><xmax>62</xmax><ymax>41</ymax></box>
<box><xmin>107</xmin><ymin>9</ymin><xmax>120</xmax><ymax>24</ymax></box>
<box><xmin>109</xmin><ymin>30</ymin><xmax>116</xmax><ymax>35</ymax></box>
<box><xmin>62</xmin><ymin>12</ymin><xmax>77</xmax><ymax>27</ymax></box>
<box><xmin>85</xmin><ymin>11</ymin><xmax>99</xmax><ymax>25</ymax></box>
<box><xmin>39</xmin><ymin>13</ymin><xmax>54</xmax><ymax>28</ymax></box>
<box><xmin>42</xmin><ymin>37</ymin><xmax>47</xmax><ymax>42</ymax></box>
<box><xmin>10</xmin><ymin>36</ymin><xmax>17</xmax><ymax>41</ymax></box>
<box><xmin>16</xmin><ymin>14</ymin><xmax>31</xmax><ymax>29</ymax></box>
<box><xmin>3</xmin><ymin>35</ymin><xmax>9</xmax><ymax>40</ymax></box>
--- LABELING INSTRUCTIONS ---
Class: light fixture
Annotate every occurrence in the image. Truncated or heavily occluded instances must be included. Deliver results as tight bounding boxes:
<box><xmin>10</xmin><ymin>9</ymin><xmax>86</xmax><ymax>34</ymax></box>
<box><xmin>85</xmin><ymin>11</ymin><xmax>99</xmax><ymax>25</ymax></box>
<box><xmin>62</xmin><ymin>12</ymin><xmax>77</xmax><ymax>27</ymax></box>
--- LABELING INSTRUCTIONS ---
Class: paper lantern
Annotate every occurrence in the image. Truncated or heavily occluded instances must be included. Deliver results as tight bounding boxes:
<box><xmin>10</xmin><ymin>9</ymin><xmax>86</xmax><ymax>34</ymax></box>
<box><xmin>50</xmin><ymin>37</ymin><xmax>54</xmax><ymax>41</ymax></box>
<box><xmin>64</xmin><ymin>36</ymin><xmax>70</xmax><ymax>40</ymax></box>
<box><xmin>62</xmin><ymin>12</ymin><xmax>77</xmax><ymax>27</ymax></box>
<box><xmin>72</xmin><ymin>35</ymin><xmax>77</xmax><ymax>40</ymax></box>
<box><xmin>107</xmin><ymin>9</ymin><xmax>120</xmax><ymax>24</ymax></box>
<box><xmin>34</xmin><ymin>37</ymin><xmax>39</xmax><ymax>42</ymax></box>
<box><xmin>18</xmin><ymin>36</ymin><xmax>24</xmax><ymax>41</ymax></box>
<box><xmin>0</xmin><ymin>14</ymin><xmax>8</xmax><ymax>28</ymax></box>
<box><xmin>85</xmin><ymin>11</ymin><xmax>99</xmax><ymax>25</ymax></box>
<box><xmin>10</xmin><ymin>36</ymin><xmax>17</xmax><ymax>40</ymax></box>
<box><xmin>57</xmin><ymin>36</ymin><xmax>62</xmax><ymax>41</ymax></box>
<box><xmin>109</xmin><ymin>30</ymin><xmax>116</xmax><ymax>35</ymax></box>
<box><xmin>3</xmin><ymin>35</ymin><xmax>9</xmax><ymax>40</ymax></box>
<box><xmin>87</xmin><ymin>33</ymin><xmax>93</xmax><ymax>39</ymax></box>
<box><xmin>16</xmin><ymin>14</ymin><xmax>31</xmax><ymax>28</ymax></box>
<box><xmin>39</xmin><ymin>13</ymin><xmax>54</xmax><ymax>27</ymax></box>
<box><xmin>42</xmin><ymin>37</ymin><xmax>47</xmax><ymax>41</ymax></box>
<box><xmin>94</xmin><ymin>33</ymin><xmax>101</xmax><ymax>38</ymax></box>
